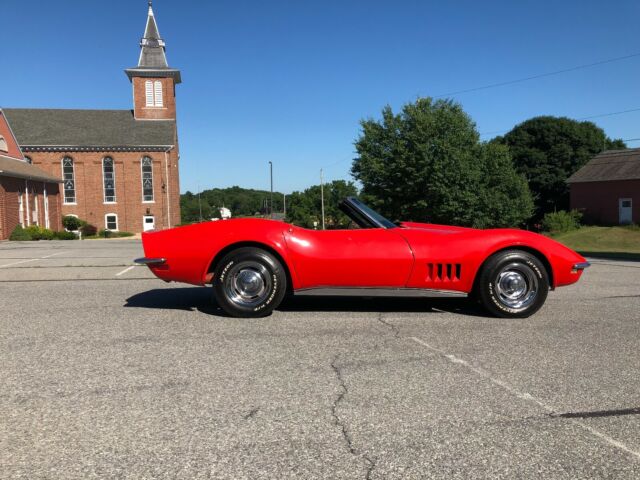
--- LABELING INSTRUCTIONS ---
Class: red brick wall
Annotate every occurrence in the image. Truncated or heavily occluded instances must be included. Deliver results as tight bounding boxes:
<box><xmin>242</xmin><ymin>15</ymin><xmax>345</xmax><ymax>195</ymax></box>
<box><xmin>0</xmin><ymin>112</ymin><xmax>25</xmax><ymax>160</ymax></box>
<box><xmin>132</xmin><ymin>77</ymin><xmax>176</xmax><ymax>120</ymax></box>
<box><xmin>0</xmin><ymin>177</ymin><xmax>61</xmax><ymax>240</ymax></box>
<box><xmin>25</xmin><ymin>149</ymin><xmax>180</xmax><ymax>233</ymax></box>
<box><xmin>570</xmin><ymin>180</ymin><xmax>640</xmax><ymax>225</ymax></box>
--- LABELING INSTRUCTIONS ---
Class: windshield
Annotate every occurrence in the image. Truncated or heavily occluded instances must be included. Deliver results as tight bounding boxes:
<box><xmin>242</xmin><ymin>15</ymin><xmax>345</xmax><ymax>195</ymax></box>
<box><xmin>346</xmin><ymin>197</ymin><xmax>397</xmax><ymax>229</ymax></box>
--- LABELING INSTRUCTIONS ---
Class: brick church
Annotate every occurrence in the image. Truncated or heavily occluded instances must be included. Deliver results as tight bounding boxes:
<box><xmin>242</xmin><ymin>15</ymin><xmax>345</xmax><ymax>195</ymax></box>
<box><xmin>4</xmin><ymin>1</ymin><xmax>181</xmax><ymax>234</ymax></box>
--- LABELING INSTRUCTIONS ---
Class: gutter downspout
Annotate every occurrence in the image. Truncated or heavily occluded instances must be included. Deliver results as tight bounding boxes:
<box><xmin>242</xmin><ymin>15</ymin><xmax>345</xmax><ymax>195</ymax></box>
<box><xmin>164</xmin><ymin>146</ymin><xmax>174</xmax><ymax>229</ymax></box>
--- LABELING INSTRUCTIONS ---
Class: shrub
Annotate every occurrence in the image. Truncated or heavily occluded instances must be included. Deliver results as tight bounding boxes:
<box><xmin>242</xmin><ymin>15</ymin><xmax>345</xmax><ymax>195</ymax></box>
<box><xmin>98</xmin><ymin>229</ymin><xmax>112</xmax><ymax>238</ymax></box>
<box><xmin>24</xmin><ymin>225</ymin><xmax>55</xmax><ymax>240</ymax></box>
<box><xmin>54</xmin><ymin>230</ymin><xmax>77</xmax><ymax>240</ymax></box>
<box><xmin>9</xmin><ymin>225</ymin><xmax>32</xmax><ymax>241</ymax></box>
<box><xmin>541</xmin><ymin>210</ymin><xmax>582</xmax><ymax>233</ymax></box>
<box><xmin>80</xmin><ymin>223</ymin><xmax>97</xmax><ymax>237</ymax></box>
<box><xmin>62</xmin><ymin>215</ymin><xmax>82</xmax><ymax>231</ymax></box>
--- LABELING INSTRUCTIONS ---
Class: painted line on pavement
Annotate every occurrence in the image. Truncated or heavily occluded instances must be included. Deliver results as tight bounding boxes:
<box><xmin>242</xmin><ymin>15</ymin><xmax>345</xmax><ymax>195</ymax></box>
<box><xmin>115</xmin><ymin>265</ymin><xmax>136</xmax><ymax>277</ymax></box>
<box><xmin>409</xmin><ymin>336</ymin><xmax>640</xmax><ymax>461</ymax></box>
<box><xmin>0</xmin><ymin>252</ymin><xmax>63</xmax><ymax>268</ymax></box>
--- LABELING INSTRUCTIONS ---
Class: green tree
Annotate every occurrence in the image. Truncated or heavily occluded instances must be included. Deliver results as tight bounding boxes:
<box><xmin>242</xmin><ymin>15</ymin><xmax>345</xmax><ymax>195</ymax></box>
<box><xmin>352</xmin><ymin>98</ymin><xmax>533</xmax><ymax>227</ymax></box>
<box><xmin>286</xmin><ymin>180</ymin><xmax>358</xmax><ymax>228</ymax></box>
<box><xmin>495</xmin><ymin>116</ymin><xmax>626</xmax><ymax>219</ymax></box>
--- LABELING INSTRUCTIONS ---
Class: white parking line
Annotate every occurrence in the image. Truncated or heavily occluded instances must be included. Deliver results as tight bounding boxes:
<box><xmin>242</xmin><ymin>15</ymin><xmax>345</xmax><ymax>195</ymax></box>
<box><xmin>409</xmin><ymin>336</ymin><xmax>640</xmax><ymax>461</ymax></box>
<box><xmin>0</xmin><ymin>252</ymin><xmax>62</xmax><ymax>268</ymax></box>
<box><xmin>115</xmin><ymin>265</ymin><xmax>136</xmax><ymax>277</ymax></box>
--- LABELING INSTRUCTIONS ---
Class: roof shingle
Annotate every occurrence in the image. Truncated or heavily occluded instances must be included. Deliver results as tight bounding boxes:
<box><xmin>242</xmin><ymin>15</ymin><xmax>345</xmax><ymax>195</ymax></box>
<box><xmin>567</xmin><ymin>148</ymin><xmax>640</xmax><ymax>183</ymax></box>
<box><xmin>0</xmin><ymin>155</ymin><xmax>61</xmax><ymax>183</ymax></box>
<box><xmin>3</xmin><ymin>109</ymin><xmax>175</xmax><ymax>149</ymax></box>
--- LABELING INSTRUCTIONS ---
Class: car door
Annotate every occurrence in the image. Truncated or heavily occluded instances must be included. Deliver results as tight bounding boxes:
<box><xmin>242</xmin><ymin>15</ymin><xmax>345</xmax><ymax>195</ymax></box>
<box><xmin>284</xmin><ymin>225</ymin><xmax>414</xmax><ymax>288</ymax></box>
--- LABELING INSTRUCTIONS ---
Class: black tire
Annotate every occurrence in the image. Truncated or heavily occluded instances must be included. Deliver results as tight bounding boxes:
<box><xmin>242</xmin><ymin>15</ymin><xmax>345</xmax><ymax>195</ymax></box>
<box><xmin>477</xmin><ymin>250</ymin><xmax>549</xmax><ymax>318</ymax></box>
<box><xmin>212</xmin><ymin>247</ymin><xmax>287</xmax><ymax>318</ymax></box>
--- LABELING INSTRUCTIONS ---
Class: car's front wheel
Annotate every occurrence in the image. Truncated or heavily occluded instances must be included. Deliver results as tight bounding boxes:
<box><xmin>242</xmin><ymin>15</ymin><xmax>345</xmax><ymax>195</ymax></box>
<box><xmin>213</xmin><ymin>247</ymin><xmax>287</xmax><ymax>318</ymax></box>
<box><xmin>477</xmin><ymin>250</ymin><xmax>549</xmax><ymax>318</ymax></box>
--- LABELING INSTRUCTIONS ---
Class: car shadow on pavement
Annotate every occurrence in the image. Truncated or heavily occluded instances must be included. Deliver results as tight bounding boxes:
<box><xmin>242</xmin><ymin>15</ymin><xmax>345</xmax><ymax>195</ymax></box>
<box><xmin>124</xmin><ymin>287</ymin><xmax>225</xmax><ymax>315</ymax></box>
<box><xmin>280</xmin><ymin>295</ymin><xmax>487</xmax><ymax>316</ymax></box>
<box><xmin>125</xmin><ymin>287</ymin><xmax>488</xmax><ymax>317</ymax></box>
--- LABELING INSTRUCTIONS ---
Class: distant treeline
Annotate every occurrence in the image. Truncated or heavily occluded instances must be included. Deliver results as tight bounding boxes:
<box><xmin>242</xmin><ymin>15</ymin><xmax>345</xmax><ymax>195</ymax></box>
<box><xmin>181</xmin><ymin>186</ymin><xmax>285</xmax><ymax>223</ymax></box>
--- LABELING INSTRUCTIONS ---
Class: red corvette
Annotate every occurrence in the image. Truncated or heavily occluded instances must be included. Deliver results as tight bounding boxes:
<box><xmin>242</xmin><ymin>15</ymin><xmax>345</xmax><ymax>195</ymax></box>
<box><xmin>136</xmin><ymin>197</ymin><xmax>589</xmax><ymax>318</ymax></box>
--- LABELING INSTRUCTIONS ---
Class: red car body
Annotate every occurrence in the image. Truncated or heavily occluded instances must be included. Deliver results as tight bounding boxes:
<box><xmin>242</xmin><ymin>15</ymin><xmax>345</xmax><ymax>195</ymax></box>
<box><xmin>139</xmin><ymin>218</ymin><xmax>587</xmax><ymax>296</ymax></box>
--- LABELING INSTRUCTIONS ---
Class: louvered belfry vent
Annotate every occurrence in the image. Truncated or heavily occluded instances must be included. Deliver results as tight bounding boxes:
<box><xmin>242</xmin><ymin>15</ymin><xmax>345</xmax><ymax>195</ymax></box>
<box><xmin>426</xmin><ymin>263</ymin><xmax>462</xmax><ymax>282</ymax></box>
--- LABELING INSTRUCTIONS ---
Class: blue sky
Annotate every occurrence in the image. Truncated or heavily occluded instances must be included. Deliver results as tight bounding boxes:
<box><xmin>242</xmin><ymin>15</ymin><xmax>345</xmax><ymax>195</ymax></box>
<box><xmin>3</xmin><ymin>0</ymin><xmax>639</xmax><ymax>194</ymax></box>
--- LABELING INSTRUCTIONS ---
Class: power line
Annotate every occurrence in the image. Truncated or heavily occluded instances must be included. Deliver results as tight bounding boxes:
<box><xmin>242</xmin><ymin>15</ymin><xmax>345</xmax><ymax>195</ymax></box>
<box><xmin>433</xmin><ymin>52</ymin><xmax>640</xmax><ymax>99</ymax></box>
<box><xmin>479</xmin><ymin>106</ymin><xmax>640</xmax><ymax>137</ymax></box>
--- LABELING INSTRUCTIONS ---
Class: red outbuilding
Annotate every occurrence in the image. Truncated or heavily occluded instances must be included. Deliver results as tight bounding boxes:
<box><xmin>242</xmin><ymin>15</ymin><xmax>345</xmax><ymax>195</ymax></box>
<box><xmin>0</xmin><ymin>109</ymin><xmax>62</xmax><ymax>240</ymax></box>
<box><xmin>568</xmin><ymin>148</ymin><xmax>640</xmax><ymax>225</ymax></box>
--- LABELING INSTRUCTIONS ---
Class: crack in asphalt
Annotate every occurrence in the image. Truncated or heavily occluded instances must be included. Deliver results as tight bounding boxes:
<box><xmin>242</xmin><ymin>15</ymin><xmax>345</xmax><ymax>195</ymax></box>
<box><xmin>331</xmin><ymin>355</ymin><xmax>376</xmax><ymax>479</ymax></box>
<box><xmin>376</xmin><ymin>313</ymin><xmax>400</xmax><ymax>339</ymax></box>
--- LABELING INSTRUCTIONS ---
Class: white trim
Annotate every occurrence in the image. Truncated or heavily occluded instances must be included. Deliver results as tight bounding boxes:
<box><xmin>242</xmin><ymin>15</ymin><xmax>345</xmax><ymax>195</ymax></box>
<box><xmin>18</xmin><ymin>187</ymin><xmax>24</xmax><ymax>227</ymax></box>
<box><xmin>104</xmin><ymin>213</ymin><xmax>119</xmax><ymax>232</ymax></box>
<box><xmin>33</xmin><ymin>189</ymin><xmax>39</xmax><ymax>226</ymax></box>
<box><xmin>24</xmin><ymin>180</ymin><xmax>30</xmax><ymax>226</ymax></box>
<box><xmin>43</xmin><ymin>183</ymin><xmax>50</xmax><ymax>229</ymax></box>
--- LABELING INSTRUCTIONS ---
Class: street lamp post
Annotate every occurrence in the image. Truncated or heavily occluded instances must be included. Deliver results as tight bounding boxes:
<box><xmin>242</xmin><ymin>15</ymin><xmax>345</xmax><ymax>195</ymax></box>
<box><xmin>320</xmin><ymin>168</ymin><xmax>325</xmax><ymax>230</ymax></box>
<box><xmin>268</xmin><ymin>161</ymin><xmax>273</xmax><ymax>219</ymax></box>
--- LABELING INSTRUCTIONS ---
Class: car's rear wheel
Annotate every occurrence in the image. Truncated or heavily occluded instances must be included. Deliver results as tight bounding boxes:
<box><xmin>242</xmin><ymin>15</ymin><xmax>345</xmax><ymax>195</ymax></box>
<box><xmin>477</xmin><ymin>250</ymin><xmax>549</xmax><ymax>318</ymax></box>
<box><xmin>213</xmin><ymin>247</ymin><xmax>287</xmax><ymax>318</ymax></box>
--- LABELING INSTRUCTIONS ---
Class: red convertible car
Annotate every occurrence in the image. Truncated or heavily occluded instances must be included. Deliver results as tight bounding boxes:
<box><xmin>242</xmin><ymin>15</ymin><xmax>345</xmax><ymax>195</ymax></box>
<box><xmin>136</xmin><ymin>197</ymin><xmax>589</xmax><ymax>318</ymax></box>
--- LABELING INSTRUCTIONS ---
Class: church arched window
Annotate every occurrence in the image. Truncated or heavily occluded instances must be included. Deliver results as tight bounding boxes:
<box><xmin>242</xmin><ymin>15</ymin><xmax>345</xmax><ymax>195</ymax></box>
<box><xmin>62</xmin><ymin>157</ymin><xmax>76</xmax><ymax>204</ymax></box>
<box><xmin>103</xmin><ymin>157</ymin><xmax>116</xmax><ymax>203</ymax></box>
<box><xmin>141</xmin><ymin>156</ymin><xmax>154</xmax><ymax>202</ymax></box>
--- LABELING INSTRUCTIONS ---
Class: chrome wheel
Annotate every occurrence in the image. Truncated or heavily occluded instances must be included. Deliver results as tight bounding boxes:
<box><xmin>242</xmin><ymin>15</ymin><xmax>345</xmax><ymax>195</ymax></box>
<box><xmin>223</xmin><ymin>261</ymin><xmax>272</xmax><ymax>308</ymax></box>
<box><xmin>494</xmin><ymin>262</ymin><xmax>538</xmax><ymax>311</ymax></box>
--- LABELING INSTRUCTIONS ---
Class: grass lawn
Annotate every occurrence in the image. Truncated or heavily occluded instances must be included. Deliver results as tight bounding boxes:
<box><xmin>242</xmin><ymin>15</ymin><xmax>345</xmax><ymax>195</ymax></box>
<box><xmin>550</xmin><ymin>225</ymin><xmax>640</xmax><ymax>261</ymax></box>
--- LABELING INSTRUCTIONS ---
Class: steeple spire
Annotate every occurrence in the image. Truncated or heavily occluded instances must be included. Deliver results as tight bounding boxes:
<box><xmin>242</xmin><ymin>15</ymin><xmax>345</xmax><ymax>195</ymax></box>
<box><xmin>139</xmin><ymin>1</ymin><xmax>167</xmax><ymax>68</ymax></box>
<box><xmin>126</xmin><ymin>1</ymin><xmax>181</xmax><ymax>84</ymax></box>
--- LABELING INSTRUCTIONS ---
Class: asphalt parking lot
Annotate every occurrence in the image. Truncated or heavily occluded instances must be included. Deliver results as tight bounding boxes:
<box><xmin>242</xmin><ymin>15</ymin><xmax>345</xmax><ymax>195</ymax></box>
<box><xmin>1</xmin><ymin>239</ymin><xmax>639</xmax><ymax>479</ymax></box>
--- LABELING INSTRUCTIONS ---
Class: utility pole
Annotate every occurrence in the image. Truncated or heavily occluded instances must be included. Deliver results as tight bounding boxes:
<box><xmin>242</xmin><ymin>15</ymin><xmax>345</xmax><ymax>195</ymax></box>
<box><xmin>320</xmin><ymin>168</ymin><xmax>325</xmax><ymax>230</ymax></box>
<box><xmin>283</xmin><ymin>193</ymin><xmax>286</xmax><ymax>217</ymax></box>
<box><xmin>269</xmin><ymin>161</ymin><xmax>273</xmax><ymax>219</ymax></box>
<box><xmin>197</xmin><ymin>184</ymin><xmax>203</xmax><ymax>222</ymax></box>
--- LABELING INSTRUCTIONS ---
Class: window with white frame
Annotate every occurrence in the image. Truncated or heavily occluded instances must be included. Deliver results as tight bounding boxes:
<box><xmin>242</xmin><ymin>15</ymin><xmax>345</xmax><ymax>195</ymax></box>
<box><xmin>145</xmin><ymin>80</ymin><xmax>163</xmax><ymax>107</ymax></box>
<box><xmin>62</xmin><ymin>157</ymin><xmax>76</xmax><ymax>204</ymax></box>
<box><xmin>141</xmin><ymin>156</ymin><xmax>154</xmax><ymax>202</ymax></box>
<box><xmin>0</xmin><ymin>135</ymin><xmax>7</xmax><ymax>152</ymax></box>
<box><xmin>102</xmin><ymin>157</ymin><xmax>116</xmax><ymax>203</ymax></box>
<box><xmin>105</xmin><ymin>214</ymin><xmax>118</xmax><ymax>231</ymax></box>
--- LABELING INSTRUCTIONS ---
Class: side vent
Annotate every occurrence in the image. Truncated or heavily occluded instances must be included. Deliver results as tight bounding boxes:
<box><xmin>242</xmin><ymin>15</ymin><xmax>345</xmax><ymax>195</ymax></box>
<box><xmin>426</xmin><ymin>263</ymin><xmax>462</xmax><ymax>283</ymax></box>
